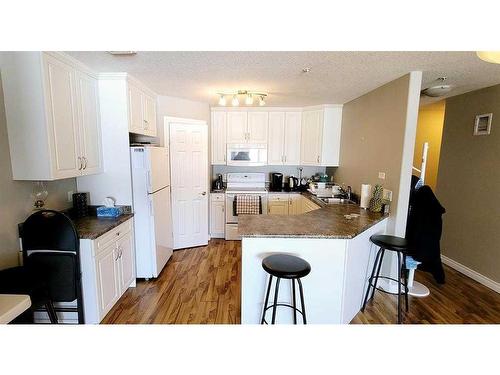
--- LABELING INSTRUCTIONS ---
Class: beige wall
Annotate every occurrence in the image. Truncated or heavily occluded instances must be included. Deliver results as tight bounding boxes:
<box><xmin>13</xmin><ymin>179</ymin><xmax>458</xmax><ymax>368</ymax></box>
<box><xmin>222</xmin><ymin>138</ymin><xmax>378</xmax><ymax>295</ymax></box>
<box><xmin>0</xmin><ymin>75</ymin><xmax>76</xmax><ymax>270</ymax></box>
<box><xmin>437</xmin><ymin>84</ymin><xmax>500</xmax><ymax>282</ymax></box>
<box><xmin>335</xmin><ymin>73</ymin><xmax>422</xmax><ymax>236</ymax></box>
<box><xmin>413</xmin><ymin>101</ymin><xmax>445</xmax><ymax>190</ymax></box>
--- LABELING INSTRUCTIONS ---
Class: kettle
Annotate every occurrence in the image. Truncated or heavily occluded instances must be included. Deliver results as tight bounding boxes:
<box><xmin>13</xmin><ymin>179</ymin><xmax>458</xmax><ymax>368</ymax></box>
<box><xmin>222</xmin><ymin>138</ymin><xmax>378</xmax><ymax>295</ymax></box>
<box><xmin>288</xmin><ymin>176</ymin><xmax>298</xmax><ymax>190</ymax></box>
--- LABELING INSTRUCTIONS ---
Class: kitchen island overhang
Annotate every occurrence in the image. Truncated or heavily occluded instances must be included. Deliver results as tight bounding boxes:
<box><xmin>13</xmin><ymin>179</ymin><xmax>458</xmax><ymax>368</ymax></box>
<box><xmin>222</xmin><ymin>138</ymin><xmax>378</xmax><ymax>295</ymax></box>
<box><xmin>239</xmin><ymin>199</ymin><xmax>388</xmax><ymax>324</ymax></box>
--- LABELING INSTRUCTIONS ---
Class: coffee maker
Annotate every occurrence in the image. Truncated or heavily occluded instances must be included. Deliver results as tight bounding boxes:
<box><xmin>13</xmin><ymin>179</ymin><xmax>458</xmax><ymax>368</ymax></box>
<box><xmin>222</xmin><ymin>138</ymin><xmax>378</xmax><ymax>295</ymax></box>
<box><xmin>270</xmin><ymin>173</ymin><xmax>283</xmax><ymax>191</ymax></box>
<box><xmin>213</xmin><ymin>174</ymin><xmax>224</xmax><ymax>191</ymax></box>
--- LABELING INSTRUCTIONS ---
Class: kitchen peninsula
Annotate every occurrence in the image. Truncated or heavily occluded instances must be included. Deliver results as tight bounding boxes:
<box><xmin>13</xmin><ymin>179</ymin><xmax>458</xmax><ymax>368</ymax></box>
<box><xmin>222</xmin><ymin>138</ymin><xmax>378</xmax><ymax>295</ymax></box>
<box><xmin>239</xmin><ymin>194</ymin><xmax>388</xmax><ymax>324</ymax></box>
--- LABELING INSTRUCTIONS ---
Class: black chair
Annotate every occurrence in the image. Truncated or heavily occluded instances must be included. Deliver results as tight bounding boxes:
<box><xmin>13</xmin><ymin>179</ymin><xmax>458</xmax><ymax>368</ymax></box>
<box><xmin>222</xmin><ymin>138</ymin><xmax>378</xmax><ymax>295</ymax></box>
<box><xmin>260</xmin><ymin>254</ymin><xmax>311</xmax><ymax>324</ymax></box>
<box><xmin>0</xmin><ymin>210</ymin><xmax>84</xmax><ymax>324</ymax></box>
<box><xmin>361</xmin><ymin>234</ymin><xmax>409</xmax><ymax>324</ymax></box>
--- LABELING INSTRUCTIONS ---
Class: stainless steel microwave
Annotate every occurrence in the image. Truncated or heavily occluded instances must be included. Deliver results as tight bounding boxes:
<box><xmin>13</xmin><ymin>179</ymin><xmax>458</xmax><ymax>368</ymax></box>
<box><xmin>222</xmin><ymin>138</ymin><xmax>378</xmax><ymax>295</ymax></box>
<box><xmin>226</xmin><ymin>144</ymin><xmax>267</xmax><ymax>166</ymax></box>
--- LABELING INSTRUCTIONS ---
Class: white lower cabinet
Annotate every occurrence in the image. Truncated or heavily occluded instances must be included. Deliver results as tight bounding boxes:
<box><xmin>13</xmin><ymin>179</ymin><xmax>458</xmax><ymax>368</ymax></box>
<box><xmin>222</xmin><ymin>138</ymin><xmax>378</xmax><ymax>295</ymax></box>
<box><xmin>210</xmin><ymin>193</ymin><xmax>225</xmax><ymax>238</ymax></box>
<box><xmin>268</xmin><ymin>194</ymin><xmax>320</xmax><ymax>215</ymax></box>
<box><xmin>80</xmin><ymin>218</ymin><xmax>136</xmax><ymax>324</ymax></box>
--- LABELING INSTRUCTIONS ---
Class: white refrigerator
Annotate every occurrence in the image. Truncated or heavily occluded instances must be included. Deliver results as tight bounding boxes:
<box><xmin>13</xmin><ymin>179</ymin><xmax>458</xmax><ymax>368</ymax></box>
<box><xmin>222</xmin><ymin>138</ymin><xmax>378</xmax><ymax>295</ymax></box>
<box><xmin>131</xmin><ymin>146</ymin><xmax>173</xmax><ymax>278</ymax></box>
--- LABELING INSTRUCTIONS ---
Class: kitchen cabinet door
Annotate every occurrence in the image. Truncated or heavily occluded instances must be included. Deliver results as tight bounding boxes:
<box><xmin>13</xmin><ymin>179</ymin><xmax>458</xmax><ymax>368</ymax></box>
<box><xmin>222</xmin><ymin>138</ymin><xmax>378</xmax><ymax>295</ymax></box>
<box><xmin>211</xmin><ymin>111</ymin><xmax>227</xmax><ymax>164</ymax></box>
<box><xmin>300</xmin><ymin>110</ymin><xmax>323</xmax><ymax>165</ymax></box>
<box><xmin>226</xmin><ymin>112</ymin><xmax>247</xmax><ymax>143</ymax></box>
<box><xmin>117</xmin><ymin>231</ymin><xmax>135</xmax><ymax>294</ymax></box>
<box><xmin>284</xmin><ymin>112</ymin><xmax>302</xmax><ymax>165</ymax></box>
<box><xmin>247</xmin><ymin>112</ymin><xmax>269</xmax><ymax>143</ymax></box>
<box><xmin>268</xmin><ymin>200</ymin><xmax>289</xmax><ymax>215</ymax></box>
<box><xmin>42</xmin><ymin>53</ymin><xmax>81</xmax><ymax>179</ymax></box>
<box><xmin>95</xmin><ymin>243</ymin><xmax>120</xmax><ymax>319</ymax></box>
<box><xmin>289</xmin><ymin>195</ymin><xmax>301</xmax><ymax>215</ymax></box>
<box><xmin>143</xmin><ymin>93</ymin><xmax>157</xmax><ymax>137</ymax></box>
<box><xmin>210</xmin><ymin>200</ymin><xmax>225</xmax><ymax>238</ymax></box>
<box><xmin>75</xmin><ymin>71</ymin><xmax>102</xmax><ymax>176</ymax></box>
<box><xmin>128</xmin><ymin>82</ymin><xmax>143</xmax><ymax>134</ymax></box>
<box><xmin>267</xmin><ymin>112</ymin><xmax>285</xmax><ymax>165</ymax></box>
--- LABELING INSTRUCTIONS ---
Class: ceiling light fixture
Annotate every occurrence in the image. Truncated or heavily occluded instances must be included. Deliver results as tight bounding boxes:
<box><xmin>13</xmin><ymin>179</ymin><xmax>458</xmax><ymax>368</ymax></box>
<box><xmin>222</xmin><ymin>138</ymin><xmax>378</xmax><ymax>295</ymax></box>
<box><xmin>107</xmin><ymin>51</ymin><xmax>137</xmax><ymax>56</ymax></box>
<box><xmin>476</xmin><ymin>51</ymin><xmax>500</xmax><ymax>64</ymax></box>
<box><xmin>245</xmin><ymin>94</ymin><xmax>254</xmax><ymax>105</ymax></box>
<box><xmin>216</xmin><ymin>90</ymin><xmax>268</xmax><ymax>106</ymax></box>
<box><xmin>421</xmin><ymin>77</ymin><xmax>453</xmax><ymax>97</ymax></box>
<box><xmin>231</xmin><ymin>95</ymin><xmax>239</xmax><ymax>106</ymax></box>
<box><xmin>218</xmin><ymin>94</ymin><xmax>226</xmax><ymax>106</ymax></box>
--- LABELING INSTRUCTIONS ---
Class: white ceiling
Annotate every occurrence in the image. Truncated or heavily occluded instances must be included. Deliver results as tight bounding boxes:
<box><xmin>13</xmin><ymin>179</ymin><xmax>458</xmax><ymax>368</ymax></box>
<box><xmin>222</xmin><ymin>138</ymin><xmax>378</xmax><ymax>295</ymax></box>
<box><xmin>67</xmin><ymin>51</ymin><xmax>500</xmax><ymax>107</ymax></box>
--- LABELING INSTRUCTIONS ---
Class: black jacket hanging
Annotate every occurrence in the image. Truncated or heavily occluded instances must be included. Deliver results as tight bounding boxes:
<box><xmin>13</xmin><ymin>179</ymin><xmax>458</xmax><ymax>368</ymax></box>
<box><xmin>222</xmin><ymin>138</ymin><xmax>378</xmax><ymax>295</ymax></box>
<box><xmin>406</xmin><ymin>185</ymin><xmax>446</xmax><ymax>284</ymax></box>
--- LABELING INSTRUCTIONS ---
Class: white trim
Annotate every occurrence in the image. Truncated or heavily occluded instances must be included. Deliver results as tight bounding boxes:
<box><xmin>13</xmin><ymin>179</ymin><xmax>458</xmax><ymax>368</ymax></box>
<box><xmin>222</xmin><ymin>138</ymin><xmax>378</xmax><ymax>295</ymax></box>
<box><xmin>164</xmin><ymin>116</ymin><xmax>207</xmax><ymax>125</ymax></box>
<box><xmin>441</xmin><ymin>255</ymin><xmax>500</xmax><ymax>294</ymax></box>
<box><xmin>210</xmin><ymin>104</ymin><xmax>343</xmax><ymax>112</ymax></box>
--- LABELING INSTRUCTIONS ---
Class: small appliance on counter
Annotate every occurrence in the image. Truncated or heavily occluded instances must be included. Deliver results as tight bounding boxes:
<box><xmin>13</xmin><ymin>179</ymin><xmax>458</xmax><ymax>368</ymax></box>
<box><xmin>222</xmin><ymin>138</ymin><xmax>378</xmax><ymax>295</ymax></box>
<box><xmin>287</xmin><ymin>176</ymin><xmax>299</xmax><ymax>191</ymax></box>
<box><xmin>72</xmin><ymin>192</ymin><xmax>89</xmax><ymax>218</ymax></box>
<box><xmin>213</xmin><ymin>174</ymin><xmax>224</xmax><ymax>191</ymax></box>
<box><xmin>270</xmin><ymin>173</ymin><xmax>283</xmax><ymax>191</ymax></box>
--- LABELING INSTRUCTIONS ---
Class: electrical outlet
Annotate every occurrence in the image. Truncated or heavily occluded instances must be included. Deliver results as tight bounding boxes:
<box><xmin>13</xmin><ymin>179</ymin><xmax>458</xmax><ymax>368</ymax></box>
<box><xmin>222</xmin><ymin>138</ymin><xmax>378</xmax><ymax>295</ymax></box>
<box><xmin>67</xmin><ymin>191</ymin><xmax>74</xmax><ymax>202</ymax></box>
<box><xmin>378</xmin><ymin>172</ymin><xmax>386</xmax><ymax>180</ymax></box>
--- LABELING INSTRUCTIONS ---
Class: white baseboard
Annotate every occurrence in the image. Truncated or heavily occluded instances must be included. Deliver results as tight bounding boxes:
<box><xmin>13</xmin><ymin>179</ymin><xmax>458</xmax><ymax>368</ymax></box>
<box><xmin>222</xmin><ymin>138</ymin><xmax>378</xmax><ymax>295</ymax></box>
<box><xmin>441</xmin><ymin>255</ymin><xmax>500</xmax><ymax>294</ymax></box>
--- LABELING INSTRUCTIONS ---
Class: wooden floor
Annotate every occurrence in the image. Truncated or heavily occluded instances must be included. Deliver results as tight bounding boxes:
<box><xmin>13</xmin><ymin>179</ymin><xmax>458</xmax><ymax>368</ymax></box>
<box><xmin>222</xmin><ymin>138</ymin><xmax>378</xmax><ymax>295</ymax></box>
<box><xmin>102</xmin><ymin>239</ymin><xmax>500</xmax><ymax>324</ymax></box>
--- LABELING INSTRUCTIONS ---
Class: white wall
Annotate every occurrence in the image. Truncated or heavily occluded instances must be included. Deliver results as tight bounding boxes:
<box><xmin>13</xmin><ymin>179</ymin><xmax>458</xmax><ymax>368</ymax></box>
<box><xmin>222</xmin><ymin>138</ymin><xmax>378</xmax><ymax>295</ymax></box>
<box><xmin>156</xmin><ymin>95</ymin><xmax>210</xmax><ymax>146</ymax></box>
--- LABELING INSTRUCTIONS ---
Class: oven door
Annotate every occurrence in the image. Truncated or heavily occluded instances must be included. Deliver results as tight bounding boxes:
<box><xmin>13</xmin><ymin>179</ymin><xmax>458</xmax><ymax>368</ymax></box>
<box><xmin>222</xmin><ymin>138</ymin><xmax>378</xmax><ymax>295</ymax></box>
<box><xmin>225</xmin><ymin>193</ymin><xmax>268</xmax><ymax>224</ymax></box>
<box><xmin>226</xmin><ymin>144</ymin><xmax>267</xmax><ymax>166</ymax></box>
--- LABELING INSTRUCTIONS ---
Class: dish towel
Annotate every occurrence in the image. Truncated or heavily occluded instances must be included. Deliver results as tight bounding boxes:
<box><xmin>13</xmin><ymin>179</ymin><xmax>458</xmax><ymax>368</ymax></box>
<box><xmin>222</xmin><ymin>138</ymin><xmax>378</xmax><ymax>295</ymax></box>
<box><xmin>235</xmin><ymin>195</ymin><xmax>260</xmax><ymax>215</ymax></box>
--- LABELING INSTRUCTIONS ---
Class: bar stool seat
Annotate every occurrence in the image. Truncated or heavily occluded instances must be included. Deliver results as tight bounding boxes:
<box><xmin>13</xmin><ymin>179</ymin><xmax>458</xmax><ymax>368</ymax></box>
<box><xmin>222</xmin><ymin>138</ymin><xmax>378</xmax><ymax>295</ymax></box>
<box><xmin>262</xmin><ymin>254</ymin><xmax>311</xmax><ymax>279</ymax></box>
<box><xmin>370</xmin><ymin>235</ymin><xmax>409</xmax><ymax>253</ymax></box>
<box><xmin>261</xmin><ymin>254</ymin><xmax>310</xmax><ymax>324</ymax></box>
<box><xmin>362</xmin><ymin>234</ymin><xmax>410</xmax><ymax>324</ymax></box>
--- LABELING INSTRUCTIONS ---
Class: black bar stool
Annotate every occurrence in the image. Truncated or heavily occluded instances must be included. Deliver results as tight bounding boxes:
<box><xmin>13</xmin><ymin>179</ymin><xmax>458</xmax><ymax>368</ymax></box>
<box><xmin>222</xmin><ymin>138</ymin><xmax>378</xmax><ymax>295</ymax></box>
<box><xmin>260</xmin><ymin>254</ymin><xmax>311</xmax><ymax>324</ymax></box>
<box><xmin>361</xmin><ymin>234</ymin><xmax>409</xmax><ymax>324</ymax></box>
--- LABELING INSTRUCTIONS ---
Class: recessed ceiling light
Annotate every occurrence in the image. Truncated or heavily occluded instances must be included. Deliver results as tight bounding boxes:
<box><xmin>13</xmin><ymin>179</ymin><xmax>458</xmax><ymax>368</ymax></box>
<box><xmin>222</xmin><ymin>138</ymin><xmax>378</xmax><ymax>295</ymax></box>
<box><xmin>107</xmin><ymin>51</ymin><xmax>137</xmax><ymax>56</ymax></box>
<box><xmin>477</xmin><ymin>51</ymin><xmax>500</xmax><ymax>64</ymax></box>
<box><xmin>302</xmin><ymin>67</ymin><xmax>312</xmax><ymax>73</ymax></box>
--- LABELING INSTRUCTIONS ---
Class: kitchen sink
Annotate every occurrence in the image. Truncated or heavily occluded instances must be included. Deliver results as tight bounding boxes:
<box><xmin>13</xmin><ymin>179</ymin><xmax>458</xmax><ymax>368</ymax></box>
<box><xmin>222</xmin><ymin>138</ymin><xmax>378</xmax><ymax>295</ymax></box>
<box><xmin>318</xmin><ymin>197</ymin><xmax>356</xmax><ymax>205</ymax></box>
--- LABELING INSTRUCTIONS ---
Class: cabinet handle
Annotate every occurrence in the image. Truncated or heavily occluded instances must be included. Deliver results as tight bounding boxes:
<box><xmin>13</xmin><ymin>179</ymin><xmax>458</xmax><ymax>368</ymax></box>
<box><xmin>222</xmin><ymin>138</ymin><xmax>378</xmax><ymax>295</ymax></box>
<box><xmin>284</xmin><ymin>155</ymin><xmax>287</xmax><ymax>163</ymax></box>
<box><xmin>317</xmin><ymin>156</ymin><xmax>320</xmax><ymax>163</ymax></box>
<box><xmin>115</xmin><ymin>248</ymin><xmax>120</xmax><ymax>261</ymax></box>
<box><xmin>78</xmin><ymin>157</ymin><xmax>83</xmax><ymax>170</ymax></box>
<box><xmin>82</xmin><ymin>157</ymin><xmax>87</xmax><ymax>170</ymax></box>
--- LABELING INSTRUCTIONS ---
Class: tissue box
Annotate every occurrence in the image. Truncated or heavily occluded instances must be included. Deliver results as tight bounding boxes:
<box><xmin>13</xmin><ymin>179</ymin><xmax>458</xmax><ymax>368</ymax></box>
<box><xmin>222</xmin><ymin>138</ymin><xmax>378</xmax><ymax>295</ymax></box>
<box><xmin>96</xmin><ymin>206</ymin><xmax>123</xmax><ymax>218</ymax></box>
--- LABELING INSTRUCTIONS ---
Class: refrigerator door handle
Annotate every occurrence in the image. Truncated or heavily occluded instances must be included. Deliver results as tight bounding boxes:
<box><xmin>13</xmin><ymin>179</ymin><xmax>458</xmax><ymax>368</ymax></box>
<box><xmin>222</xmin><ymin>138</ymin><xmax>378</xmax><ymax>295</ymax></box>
<box><xmin>149</xmin><ymin>197</ymin><xmax>154</xmax><ymax>217</ymax></box>
<box><xmin>147</xmin><ymin>170</ymin><xmax>152</xmax><ymax>192</ymax></box>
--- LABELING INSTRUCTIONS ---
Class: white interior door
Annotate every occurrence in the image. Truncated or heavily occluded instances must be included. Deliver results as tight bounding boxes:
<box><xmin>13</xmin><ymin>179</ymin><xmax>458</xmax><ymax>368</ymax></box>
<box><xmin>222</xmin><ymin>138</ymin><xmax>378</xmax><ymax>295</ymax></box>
<box><xmin>169</xmin><ymin>121</ymin><xmax>208</xmax><ymax>249</ymax></box>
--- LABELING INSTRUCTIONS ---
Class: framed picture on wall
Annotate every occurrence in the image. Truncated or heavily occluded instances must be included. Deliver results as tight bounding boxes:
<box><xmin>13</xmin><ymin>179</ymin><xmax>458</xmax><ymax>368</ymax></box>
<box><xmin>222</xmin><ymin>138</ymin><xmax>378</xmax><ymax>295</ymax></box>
<box><xmin>473</xmin><ymin>113</ymin><xmax>493</xmax><ymax>136</ymax></box>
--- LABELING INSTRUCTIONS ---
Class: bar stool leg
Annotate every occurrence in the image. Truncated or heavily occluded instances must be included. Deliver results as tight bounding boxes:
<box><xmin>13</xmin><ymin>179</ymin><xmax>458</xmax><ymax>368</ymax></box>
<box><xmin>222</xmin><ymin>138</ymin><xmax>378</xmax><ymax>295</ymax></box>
<box><xmin>292</xmin><ymin>279</ymin><xmax>297</xmax><ymax>324</ymax></box>
<box><xmin>261</xmin><ymin>275</ymin><xmax>273</xmax><ymax>324</ymax></box>
<box><xmin>297</xmin><ymin>278</ymin><xmax>307</xmax><ymax>324</ymax></box>
<box><xmin>397</xmin><ymin>251</ymin><xmax>402</xmax><ymax>324</ymax></box>
<box><xmin>271</xmin><ymin>277</ymin><xmax>281</xmax><ymax>324</ymax></box>
<box><xmin>371</xmin><ymin>249</ymin><xmax>385</xmax><ymax>301</ymax></box>
<box><xmin>403</xmin><ymin>255</ymin><xmax>409</xmax><ymax>312</ymax></box>
<box><xmin>361</xmin><ymin>247</ymin><xmax>383</xmax><ymax>311</ymax></box>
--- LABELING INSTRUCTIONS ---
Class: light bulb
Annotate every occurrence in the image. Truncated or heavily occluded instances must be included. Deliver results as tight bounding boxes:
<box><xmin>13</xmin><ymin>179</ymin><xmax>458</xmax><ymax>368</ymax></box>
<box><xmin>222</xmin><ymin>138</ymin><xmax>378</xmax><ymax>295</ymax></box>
<box><xmin>218</xmin><ymin>95</ymin><xmax>226</xmax><ymax>106</ymax></box>
<box><xmin>245</xmin><ymin>94</ymin><xmax>253</xmax><ymax>105</ymax></box>
<box><xmin>259</xmin><ymin>95</ymin><xmax>266</xmax><ymax>106</ymax></box>
<box><xmin>231</xmin><ymin>95</ymin><xmax>239</xmax><ymax>106</ymax></box>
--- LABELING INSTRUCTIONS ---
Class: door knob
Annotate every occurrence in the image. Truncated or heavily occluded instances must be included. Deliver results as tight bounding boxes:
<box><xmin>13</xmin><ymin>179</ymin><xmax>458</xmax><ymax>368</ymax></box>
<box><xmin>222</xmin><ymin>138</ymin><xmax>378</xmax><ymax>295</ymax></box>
<box><xmin>201</xmin><ymin>191</ymin><xmax>207</xmax><ymax>196</ymax></box>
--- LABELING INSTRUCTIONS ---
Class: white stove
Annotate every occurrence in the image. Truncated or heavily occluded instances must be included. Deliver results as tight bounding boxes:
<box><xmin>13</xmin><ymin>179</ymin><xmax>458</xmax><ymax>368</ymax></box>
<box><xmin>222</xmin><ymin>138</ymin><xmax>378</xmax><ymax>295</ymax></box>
<box><xmin>225</xmin><ymin>173</ymin><xmax>268</xmax><ymax>240</ymax></box>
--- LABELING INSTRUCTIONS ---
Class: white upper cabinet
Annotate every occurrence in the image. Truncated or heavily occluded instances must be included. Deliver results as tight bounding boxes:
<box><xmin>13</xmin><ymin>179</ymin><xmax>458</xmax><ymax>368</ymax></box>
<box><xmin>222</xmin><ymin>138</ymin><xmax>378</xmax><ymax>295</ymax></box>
<box><xmin>300</xmin><ymin>106</ymin><xmax>342</xmax><ymax>166</ymax></box>
<box><xmin>128</xmin><ymin>83</ymin><xmax>143</xmax><ymax>134</ymax></box>
<box><xmin>210</xmin><ymin>105</ymin><xmax>341</xmax><ymax>166</ymax></box>
<box><xmin>1</xmin><ymin>52</ymin><xmax>103</xmax><ymax>180</ymax></box>
<box><xmin>211</xmin><ymin>111</ymin><xmax>227</xmax><ymax>164</ymax></box>
<box><xmin>247</xmin><ymin>112</ymin><xmax>268</xmax><ymax>143</ymax></box>
<box><xmin>267</xmin><ymin>112</ymin><xmax>285</xmax><ymax>165</ymax></box>
<box><xmin>128</xmin><ymin>80</ymin><xmax>157</xmax><ymax>137</ymax></box>
<box><xmin>283</xmin><ymin>112</ymin><xmax>302</xmax><ymax>165</ymax></box>
<box><xmin>226</xmin><ymin>111</ymin><xmax>248</xmax><ymax>143</ymax></box>
<box><xmin>75</xmin><ymin>71</ymin><xmax>102</xmax><ymax>176</ymax></box>
<box><xmin>301</xmin><ymin>110</ymin><xmax>324</xmax><ymax>165</ymax></box>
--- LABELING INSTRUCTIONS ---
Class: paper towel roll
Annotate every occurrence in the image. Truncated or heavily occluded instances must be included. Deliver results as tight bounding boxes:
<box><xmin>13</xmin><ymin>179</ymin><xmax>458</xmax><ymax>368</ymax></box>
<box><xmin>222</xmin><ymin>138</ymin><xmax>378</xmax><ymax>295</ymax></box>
<box><xmin>360</xmin><ymin>184</ymin><xmax>372</xmax><ymax>209</ymax></box>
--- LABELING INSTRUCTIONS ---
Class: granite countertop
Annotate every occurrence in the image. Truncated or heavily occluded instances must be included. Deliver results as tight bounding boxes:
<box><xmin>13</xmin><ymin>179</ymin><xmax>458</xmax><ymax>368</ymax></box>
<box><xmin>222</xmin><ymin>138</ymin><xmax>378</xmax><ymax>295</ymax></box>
<box><xmin>238</xmin><ymin>193</ymin><xmax>388</xmax><ymax>239</ymax></box>
<box><xmin>71</xmin><ymin>213</ymin><xmax>134</xmax><ymax>240</ymax></box>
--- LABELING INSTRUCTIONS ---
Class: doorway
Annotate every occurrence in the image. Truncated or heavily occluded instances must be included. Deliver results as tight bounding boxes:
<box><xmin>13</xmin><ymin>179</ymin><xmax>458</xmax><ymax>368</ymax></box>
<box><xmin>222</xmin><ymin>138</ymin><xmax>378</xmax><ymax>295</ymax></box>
<box><xmin>164</xmin><ymin>117</ymin><xmax>209</xmax><ymax>249</ymax></box>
